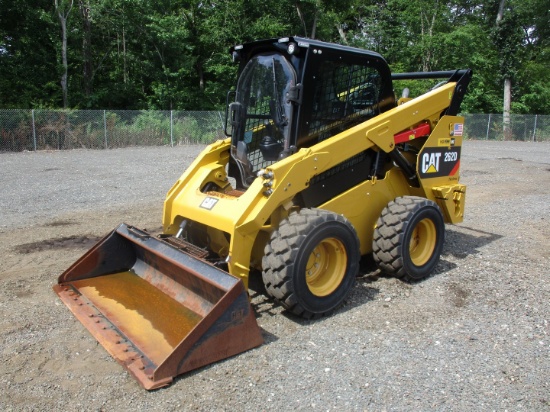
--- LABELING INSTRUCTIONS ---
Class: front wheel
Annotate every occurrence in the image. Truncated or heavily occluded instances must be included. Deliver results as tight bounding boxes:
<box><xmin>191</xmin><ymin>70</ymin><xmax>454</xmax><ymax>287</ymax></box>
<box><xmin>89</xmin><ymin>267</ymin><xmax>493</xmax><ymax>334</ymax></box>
<box><xmin>373</xmin><ymin>196</ymin><xmax>445</xmax><ymax>281</ymax></box>
<box><xmin>262</xmin><ymin>209</ymin><xmax>360</xmax><ymax>318</ymax></box>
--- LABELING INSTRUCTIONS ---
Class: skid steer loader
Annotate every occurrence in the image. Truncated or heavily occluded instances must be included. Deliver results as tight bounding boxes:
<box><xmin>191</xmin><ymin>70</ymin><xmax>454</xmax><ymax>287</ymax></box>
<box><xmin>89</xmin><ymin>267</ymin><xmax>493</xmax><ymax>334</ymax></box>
<box><xmin>54</xmin><ymin>36</ymin><xmax>472</xmax><ymax>389</ymax></box>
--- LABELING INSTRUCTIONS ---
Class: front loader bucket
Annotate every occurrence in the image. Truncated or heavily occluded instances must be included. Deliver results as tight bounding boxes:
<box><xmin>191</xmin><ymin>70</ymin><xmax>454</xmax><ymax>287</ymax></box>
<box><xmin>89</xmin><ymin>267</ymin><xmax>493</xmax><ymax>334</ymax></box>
<box><xmin>53</xmin><ymin>223</ymin><xmax>263</xmax><ymax>390</ymax></box>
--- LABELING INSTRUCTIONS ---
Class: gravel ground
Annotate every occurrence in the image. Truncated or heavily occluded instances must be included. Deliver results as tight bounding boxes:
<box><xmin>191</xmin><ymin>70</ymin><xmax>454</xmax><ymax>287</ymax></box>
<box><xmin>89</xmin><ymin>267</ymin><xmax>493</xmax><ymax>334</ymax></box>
<box><xmin>1</xmin><ymin>141</ymin><xmax>549</xmax><ymax>411</ymax></box>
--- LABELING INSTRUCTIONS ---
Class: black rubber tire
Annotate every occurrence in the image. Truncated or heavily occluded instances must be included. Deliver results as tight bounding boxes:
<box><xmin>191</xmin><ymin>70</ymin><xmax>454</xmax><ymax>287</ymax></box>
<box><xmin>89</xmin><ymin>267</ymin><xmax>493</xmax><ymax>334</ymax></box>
<box><xmin>373</xmin><ymin>196</ymin><xmax>445</xmax><ymax>281</ymax></box>
<box><xmin>262</xmin><ymin>209</ymin><xmax>360</xmax><ymax>318</ymax></box>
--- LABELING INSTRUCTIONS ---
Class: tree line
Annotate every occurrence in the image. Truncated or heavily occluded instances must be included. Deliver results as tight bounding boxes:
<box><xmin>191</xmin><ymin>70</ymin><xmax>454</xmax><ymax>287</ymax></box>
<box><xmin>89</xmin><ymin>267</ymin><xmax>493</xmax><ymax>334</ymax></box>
<box><xmin>1</xmin><ymin>0</ymin><xmax>548</xmax><ymax>114</ymax></box>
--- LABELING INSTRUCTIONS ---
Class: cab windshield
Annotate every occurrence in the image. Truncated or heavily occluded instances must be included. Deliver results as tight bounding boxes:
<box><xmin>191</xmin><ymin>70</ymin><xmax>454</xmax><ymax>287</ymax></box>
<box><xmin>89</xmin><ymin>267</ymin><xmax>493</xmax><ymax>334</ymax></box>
<box><xmin>230</xmin><ymin>53</ymin><xmax>296</xmax><ymax>185</ymax></box>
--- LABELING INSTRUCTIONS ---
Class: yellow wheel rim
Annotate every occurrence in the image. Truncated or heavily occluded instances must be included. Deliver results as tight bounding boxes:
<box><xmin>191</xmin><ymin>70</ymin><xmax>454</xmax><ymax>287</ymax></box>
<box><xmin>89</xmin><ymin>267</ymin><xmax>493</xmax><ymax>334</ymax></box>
<box><xmin>409</xmin><ymin>218</ymin><xmax>436</xmax><ymax>266</ymax></box>
<box><xmin>305</xmin><ymin>238</ymin><xmax>347</xmax><ymax>297</ymax></box>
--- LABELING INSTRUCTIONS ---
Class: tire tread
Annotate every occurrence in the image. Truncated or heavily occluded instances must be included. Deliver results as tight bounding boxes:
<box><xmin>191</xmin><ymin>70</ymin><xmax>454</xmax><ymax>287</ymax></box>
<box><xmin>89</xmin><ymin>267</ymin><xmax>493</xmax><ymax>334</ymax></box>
<box><xmin>262</xmin><ymin>209</ymin><xmax>359</xmax><ymax>318</ymax></box>
<box><xmin>373</xmin><ymin>196</ymin><xmax>444</xmax><ymax>281</ymax></box>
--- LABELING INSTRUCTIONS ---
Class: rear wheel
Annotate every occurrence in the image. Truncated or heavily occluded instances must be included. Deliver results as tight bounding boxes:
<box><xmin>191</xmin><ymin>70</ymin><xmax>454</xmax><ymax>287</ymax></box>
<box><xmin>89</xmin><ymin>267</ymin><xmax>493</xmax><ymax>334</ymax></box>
<box><xmin>373</xmin><ymin>196</ymin><xmax>445</xmax><ymax>281</ymax></box>
<box><xmin>262</xmin><ymin>209</ymin><xmax>360</xmax><ymax>318</ymax></box>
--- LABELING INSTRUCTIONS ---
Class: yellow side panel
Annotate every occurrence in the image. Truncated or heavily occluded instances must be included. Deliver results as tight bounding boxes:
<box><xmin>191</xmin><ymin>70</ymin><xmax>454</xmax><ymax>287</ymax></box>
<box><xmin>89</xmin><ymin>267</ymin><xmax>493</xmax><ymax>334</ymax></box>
<box><xmin>320</xmin><ymin>169</ymin><xmax>423</xmax><ymax>255</ymax></box>
<box><xmin>416</xmin><ymin>115</ymin><xmax>467</xmax><ymax>223</ymax></box>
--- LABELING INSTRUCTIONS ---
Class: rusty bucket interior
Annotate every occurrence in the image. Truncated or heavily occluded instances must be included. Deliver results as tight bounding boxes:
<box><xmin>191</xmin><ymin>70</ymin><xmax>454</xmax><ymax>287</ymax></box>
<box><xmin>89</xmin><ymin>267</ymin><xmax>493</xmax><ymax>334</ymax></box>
<box><xmin>53</xmin><ymin>223</ymin><xmax>263</xmax><ymax>390</ymax></box>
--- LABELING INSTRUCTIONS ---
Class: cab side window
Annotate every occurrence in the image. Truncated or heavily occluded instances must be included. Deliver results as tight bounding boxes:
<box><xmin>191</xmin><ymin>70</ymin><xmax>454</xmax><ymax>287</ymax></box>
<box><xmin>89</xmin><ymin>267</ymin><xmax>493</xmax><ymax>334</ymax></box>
<box><xmin>307</xmin><ymin>61</ymin><xmax>381</xmax><ymax>143</ymax></box>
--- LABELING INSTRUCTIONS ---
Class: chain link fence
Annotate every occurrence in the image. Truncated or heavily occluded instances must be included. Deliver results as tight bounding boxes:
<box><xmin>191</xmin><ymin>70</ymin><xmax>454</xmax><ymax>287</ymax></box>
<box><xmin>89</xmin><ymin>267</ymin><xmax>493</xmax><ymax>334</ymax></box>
<box><xmin>0</xmin><ymin>110</ymin><xmax>548</xmax><ymax>152</ymax></box>
<box><xmin>0</xmin><ymin>110</ymin><xmax>226</xmax><ymax>152</ymax></box>
<box><xmin>463</xmin><ymin>114</ymin><xmax>549</xmax><ymax>142</ymax></box>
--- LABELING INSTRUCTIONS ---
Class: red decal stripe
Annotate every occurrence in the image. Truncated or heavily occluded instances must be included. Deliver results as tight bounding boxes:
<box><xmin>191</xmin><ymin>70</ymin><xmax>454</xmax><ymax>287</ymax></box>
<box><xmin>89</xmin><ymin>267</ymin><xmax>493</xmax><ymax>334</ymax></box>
<box><xmin>449</xmin><ymin>159</ymin><xmax>460</xmax><ymax>176</ymax></box>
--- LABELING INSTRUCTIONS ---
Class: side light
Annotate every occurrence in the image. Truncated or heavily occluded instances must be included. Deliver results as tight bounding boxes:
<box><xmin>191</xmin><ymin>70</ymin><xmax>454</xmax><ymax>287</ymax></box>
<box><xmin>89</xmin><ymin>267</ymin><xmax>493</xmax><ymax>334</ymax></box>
<box><xmin>287</xmin><ymin>42</ymin><xmax>297</xmax><ymax>55</ymax></box>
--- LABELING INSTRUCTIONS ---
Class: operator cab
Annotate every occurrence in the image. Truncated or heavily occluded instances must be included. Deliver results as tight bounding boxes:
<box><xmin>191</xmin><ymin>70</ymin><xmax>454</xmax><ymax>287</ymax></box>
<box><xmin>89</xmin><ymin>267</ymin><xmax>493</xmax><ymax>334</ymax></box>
<box><xmin>226</xmin><ymin>37</ymin><xmax>395</xmax><ymax>188</ymax></box>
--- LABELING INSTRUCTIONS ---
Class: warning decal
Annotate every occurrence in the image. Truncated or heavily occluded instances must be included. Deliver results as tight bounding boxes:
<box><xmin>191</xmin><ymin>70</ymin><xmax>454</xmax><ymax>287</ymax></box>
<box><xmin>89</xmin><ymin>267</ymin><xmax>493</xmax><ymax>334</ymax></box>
<box><xmin>418</xmin><ymin>147</ymin><xmax>461</xmax><ymax>179</ymax></box>
<box><xmin>200</xmin><ymin>196</ymin><xmax>219</xmax><ymax>210</ymax></box>
<box><xmin>438</xmin><ymin>137</ymin><xmax>456</xmax><ymax>147</ymax></box>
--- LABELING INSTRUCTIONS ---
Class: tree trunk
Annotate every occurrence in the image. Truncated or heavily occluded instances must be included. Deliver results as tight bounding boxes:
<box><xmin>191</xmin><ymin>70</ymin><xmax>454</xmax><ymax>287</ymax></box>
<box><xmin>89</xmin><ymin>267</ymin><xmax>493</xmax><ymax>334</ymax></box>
<box><xmin>60</xmin><ymin>16</ymin><xmax>69</xmax><ymax>108</ymax></box>
<box><xmin>496</xmin><ymin>0</ymin><xmax>506</xmax><ymax>22</ymax></box>
<box><xmin>503</xmin><ymin>77</ymin><xmax>512</xmax><ymax>139</ymax></box>
<box><xmin>197</xmin><ymin>62</ymin><xmax>205</xmax><ymax>92</ymax></box>
<box><xmin>420</xmin><ymin>2</ymin><xmax>439</xmax><ymax>72</ymax></box>
<box><xmin>79</xmin><ymin>1</ymin><xmax>92</xmax><ymax>98</ymax></box>
<box><xmin>496</xmin><ymin>0</ymin><xmax>511</xmax><ymax>138</ymax></box>
<box><xmin>294</xmin><ymin>1</ymin><xmax>319</xmax><ymax>39</ymax></box>
<box><xmin>55</xmin><ymin>0</ymin><xmax>74</xmax><ymax>109</ymax></box>
<box><xmin>336</xmin><ymin>24</ymin><xmax>348</xmax><ymax>45</ymax></box>
<box><xmin>123</xmin><ymin>24</ymin><xmax>128</xmax><ymax>84</ymax></box>
<box><xmin>311</xmin><ymin>9</ymin><xmax>319</xmax><ymax>39</ymax></box>
<box><xmin>295</xmin><ymin>3</ymin><xmax>308</xmax><ymax>37</ymax></box>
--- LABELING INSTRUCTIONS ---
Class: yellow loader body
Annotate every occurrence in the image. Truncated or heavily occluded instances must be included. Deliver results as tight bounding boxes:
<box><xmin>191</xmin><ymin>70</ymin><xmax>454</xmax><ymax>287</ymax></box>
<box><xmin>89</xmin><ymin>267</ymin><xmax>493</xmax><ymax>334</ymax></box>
<box><xmin>162</xmin><ymin>83</ymin><xmax>467</xmax><ymax>288</ymax></box>
<box><xmin>55</xmin><ymin>36</ymin><xmax>472</xmax><ymax>389</ymax></box>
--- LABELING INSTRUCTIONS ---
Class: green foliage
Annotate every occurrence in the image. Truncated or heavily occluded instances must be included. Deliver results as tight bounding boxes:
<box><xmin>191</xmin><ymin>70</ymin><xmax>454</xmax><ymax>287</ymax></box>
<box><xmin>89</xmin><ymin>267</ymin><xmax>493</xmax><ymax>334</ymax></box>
<box><xmin>176</xmin><ymin>116</ymin><xmax>220</xmax><ymax>144</ymax></box>
<box><xmin>107</xmin><ymin>111</ymin><xmax>222</xmax><ymax>146</ymax></box>
<box><xmin>0</xmin><ymin>0</ymin><xmax>548</xmax><ymax>114</ymax></box>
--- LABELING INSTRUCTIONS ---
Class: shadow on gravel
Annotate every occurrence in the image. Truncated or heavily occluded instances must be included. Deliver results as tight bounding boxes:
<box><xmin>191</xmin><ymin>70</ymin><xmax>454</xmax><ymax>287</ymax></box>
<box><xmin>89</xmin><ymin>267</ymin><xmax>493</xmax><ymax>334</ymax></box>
<box><xmin>444</xmin><ymin>225</ymin><xmax>503</xmax><ymax>260</ymax></box>
<box><xmin>248</xmin><ymin>272</ymin><xmax>284</xmax><ymax>323</ymax></box>
<box><xmin>13</xmin><ymin>226</ymin><xmax>165</xmax><ymax>255</ymax></box>
<box><xmin>251</xmin><ymin>226</ymin><xmax>505</xmax><ymax>323</ymax></box>
<box><xmin>14</xmin><ymin>234</ymin><xmax>102</xmax><ymax>254</ymax></box>
<box><xmin>42</xmin><ymin>219</ymin><xmax>77</xmax><ymax>227</ymax></box>
<box><xmin>247</xmin><ymin>261</ymin><xmax>381</xmax><ymax>327</ymax></box>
